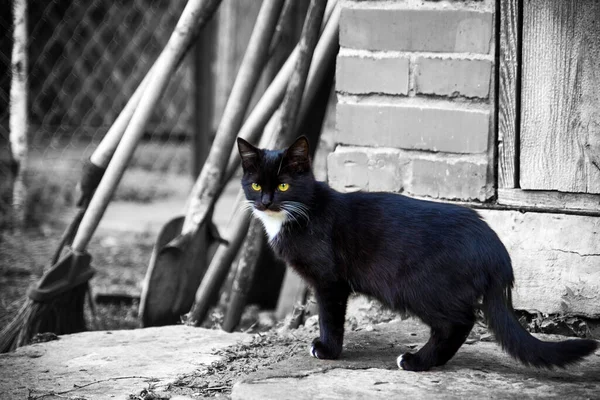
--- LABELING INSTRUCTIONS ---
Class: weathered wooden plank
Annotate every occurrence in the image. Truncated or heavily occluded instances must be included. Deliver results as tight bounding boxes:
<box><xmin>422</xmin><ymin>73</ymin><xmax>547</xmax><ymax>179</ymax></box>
<box><xmin>520</xmin><ymin>0</ymin><xmax>600</xmax><ymax>193</ymax></box>
<box><xmin>480</xmin><ymin>209</ymin><xmax>600</xmax><ymax>317</ymax></box>
<box><xmin>497</xmin><ymin>188</ymin><xmax>600</xmax><ymax>213</ymax></box>
<box><xmin>497</xmin><ymin>0</ymin><xmax>520</xmax><ymax>189</ymax></box>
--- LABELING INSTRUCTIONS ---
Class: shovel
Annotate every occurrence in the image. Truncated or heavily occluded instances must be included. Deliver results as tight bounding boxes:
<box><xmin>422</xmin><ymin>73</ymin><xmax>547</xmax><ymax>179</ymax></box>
<box><xmin>139</xmin><ymin>0</ymin><xmax>286</xmax><ymax>327</ymax></box>
<box><xmin>141</xmin><ymin>0</ymin><xmax>340</xmax><ymax>327</ymax></box>
<box><xmin>140</xmin><ymin>216</ymin><xmax>225</xmax><ymax>326</ymax></box>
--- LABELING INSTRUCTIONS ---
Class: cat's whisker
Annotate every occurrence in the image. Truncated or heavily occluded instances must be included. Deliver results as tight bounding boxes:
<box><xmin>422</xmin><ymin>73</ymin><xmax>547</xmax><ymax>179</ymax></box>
<box><xmin>281</xmin><ymin>201</ymin><xmax>310</xmax><ymax>214</ymax></box>
<box><xmin>280</xmin><ymin>203</ymin><xmax>310</xmax><ymax>227</ymax></box>
<box><xmin>288</xmin><ymin>208</ymin><xmax>309</xmax><ymax>223</ymax></box>
<box><xmin>291</xmin><ymin>203</ymin><xmax>311</xmax><ymax>218</ymax></box>
<box><xmin>281</xmin><ymin>201</ymin><xmax>310</xmax><ymax>223</ymax></box>
<box><xmin>291</xmin><ymin>209</ymin><xmax>310</xmax><ymax>222</ymax></box>
<box><xmin>282</xmin><ymin>209</ymin><xmax>300</xmax><ymax>226</ymax></box>
<box><xmin>234</xmin><ymin>200</ymin><xmax>255</xmax><ymax>217</ymax></box>
<box><xmin>279</xmin><ymin>206</ymin><xmax>295</xmax><ymax>223</ymax></box>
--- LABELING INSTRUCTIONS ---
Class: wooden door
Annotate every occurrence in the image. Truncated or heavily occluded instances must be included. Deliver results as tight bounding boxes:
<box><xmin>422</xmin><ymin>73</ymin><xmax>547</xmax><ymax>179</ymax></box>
<box><xmin>519</xmin><ymin>0</ymin><xmax>600</xmax><ymax>194</ymax></box>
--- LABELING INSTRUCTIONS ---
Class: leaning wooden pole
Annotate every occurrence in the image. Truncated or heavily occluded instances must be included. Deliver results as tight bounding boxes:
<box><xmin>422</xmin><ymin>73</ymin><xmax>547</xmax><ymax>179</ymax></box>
<box><xmin>72</xmin><ymin>0</ymin><xmax>223</xmax><ymax>249</ymax></box>
<box><xmin>140</xmin><ymin>0</ymin><xmax>284</xmax><ymax>328</ymax></box>
<box><xmin>187</xmin><ymin>2</ymin><xmax>340</xmax><ymax>327</ymax></box>
<box><xmin>222</xmin><ymin>0</ymin><xmax>328</xmax><ymax>332</ymax></box>
<box><xmin>9</xmin><ymin>0</ymin><xmax>28</xmax><ymax>230</ymax></box>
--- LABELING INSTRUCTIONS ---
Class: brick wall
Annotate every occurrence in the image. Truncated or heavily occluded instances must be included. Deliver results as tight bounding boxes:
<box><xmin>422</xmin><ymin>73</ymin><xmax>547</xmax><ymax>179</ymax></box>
<box><xmin>329</xmin><ymin>0</ymin><xmax>495</xmax><ymax>201</ymax></box>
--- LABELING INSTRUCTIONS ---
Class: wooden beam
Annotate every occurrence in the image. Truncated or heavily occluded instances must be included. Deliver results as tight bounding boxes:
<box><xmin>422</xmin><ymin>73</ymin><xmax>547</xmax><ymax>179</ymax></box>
<box><xmin>497</xmin><ymin>0</ymin><xmax>521</xmax><ymax>189</ymax></box>
<box><xmin>497</xmin><ymin>189</ymin><xmax>600</xmax><ymax>214</ymax></box>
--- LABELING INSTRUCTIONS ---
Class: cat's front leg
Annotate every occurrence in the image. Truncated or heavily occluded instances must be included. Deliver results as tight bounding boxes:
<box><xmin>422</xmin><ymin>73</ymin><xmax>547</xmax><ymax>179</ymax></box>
<box><xmin>311</xmin><ymin>285</ymin><xmax>349</xmax><ymax>360</ymax></box>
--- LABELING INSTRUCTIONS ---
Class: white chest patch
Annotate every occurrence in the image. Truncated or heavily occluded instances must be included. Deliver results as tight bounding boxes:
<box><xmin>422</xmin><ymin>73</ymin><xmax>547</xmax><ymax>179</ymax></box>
<box><xmin>253</xmin><ymin>209</ymin><xmax>287</xmax><ymax>241</ymax></box>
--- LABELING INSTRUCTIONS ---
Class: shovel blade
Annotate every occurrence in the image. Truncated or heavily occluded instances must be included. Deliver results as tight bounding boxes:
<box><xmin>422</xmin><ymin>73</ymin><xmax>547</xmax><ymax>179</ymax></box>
<box><xmin>140</xmin><ymin>217</ymin><xmax>221</xmax><ymax>327</ymax></box>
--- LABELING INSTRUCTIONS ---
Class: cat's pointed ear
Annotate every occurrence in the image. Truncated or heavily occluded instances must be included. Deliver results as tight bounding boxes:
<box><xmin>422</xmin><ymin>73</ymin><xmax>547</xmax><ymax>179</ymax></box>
<box><xmin>237</xmin><ymin>137</ymin><xmax>260</xmax><ymax>171</ymax></box>
<box><xmin>283</xmin><ymin>136</ymin><xmax>311</xmax><ymax>172</ymax></box>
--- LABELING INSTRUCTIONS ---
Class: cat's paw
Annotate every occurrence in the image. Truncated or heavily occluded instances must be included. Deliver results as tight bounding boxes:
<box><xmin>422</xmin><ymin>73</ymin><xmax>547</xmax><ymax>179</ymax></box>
<box><xmin>310</xmin><ymin>338</ymin><xmax>339</xmax><ymax>360</ymax></box>
<box><xmin>397</xmin><ymin>352</ymin><xmax>431</xmax><ymax>372</ymax></box>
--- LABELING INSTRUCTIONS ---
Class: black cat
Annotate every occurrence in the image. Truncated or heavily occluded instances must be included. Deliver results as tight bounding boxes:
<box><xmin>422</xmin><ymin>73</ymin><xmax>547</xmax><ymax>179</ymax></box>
<box><xmin>237</xmin><ymin>136</ymin><xmax>598</xmax><ymax>371</ymax></box>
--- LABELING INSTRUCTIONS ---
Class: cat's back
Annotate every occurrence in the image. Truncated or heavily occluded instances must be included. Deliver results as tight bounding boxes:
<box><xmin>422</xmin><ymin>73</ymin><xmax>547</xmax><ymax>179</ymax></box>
<box><xmin>339</xmin><ymin>189</ymin><xmax>480</xmax><ymax>224</ymax></box>
<box><xmin>331</xmin><ymin>188</ymin><xmax>511</xmax><ymax>278</ymax></box>
<box><xmin>316</xmin><ymin>183</ymin><xmax>494</xmax><ymax>243</ymax></box>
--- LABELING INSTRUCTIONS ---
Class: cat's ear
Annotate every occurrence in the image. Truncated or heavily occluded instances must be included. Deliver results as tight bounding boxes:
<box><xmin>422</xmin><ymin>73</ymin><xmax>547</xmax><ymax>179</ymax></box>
<box><xmin>237</xmin><ymin>137</ymin><xmax>260</xmax><ymax>171</ymax></box>
<box><xmin>283</xmin><ymin>136</ymin><xmax>311</xmax><ymax>172</ymax></box>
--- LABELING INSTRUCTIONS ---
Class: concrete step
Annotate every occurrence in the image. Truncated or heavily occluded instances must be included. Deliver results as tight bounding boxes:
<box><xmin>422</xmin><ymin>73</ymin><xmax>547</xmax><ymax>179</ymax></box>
<box><xmin>232</xmin><ymin>319</ymin><xmax>600</xmax><ymax>400</ymax></box>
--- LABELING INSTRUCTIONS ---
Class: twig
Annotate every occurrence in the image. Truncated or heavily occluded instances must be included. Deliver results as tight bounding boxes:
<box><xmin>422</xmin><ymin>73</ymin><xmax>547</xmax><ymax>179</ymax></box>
<box><xmin>243</xmin><ymin>321</ymin><xmax>259</xmax><ymax>333</ymax></box>
<box><xmin>28</xmin><ymin>376</ymin><xmax>154</xmax><ymax>399</ymax></box>
<box><xmin>205</xmin><ymin>385</ymin><xmax>229</xmax><ymax>391</ymax></box>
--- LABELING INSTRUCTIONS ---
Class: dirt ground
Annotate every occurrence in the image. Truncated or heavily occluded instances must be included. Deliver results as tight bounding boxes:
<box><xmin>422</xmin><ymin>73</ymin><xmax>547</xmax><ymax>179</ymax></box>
<box><xmin>0</xmin><ymin>227</ymin><xmax>151</xmax><ymax>331</ymax></box>
<box><xmin>125</xmin><ymin>296</ymin><xmax>415</xmax><ymax>400</ymax></box>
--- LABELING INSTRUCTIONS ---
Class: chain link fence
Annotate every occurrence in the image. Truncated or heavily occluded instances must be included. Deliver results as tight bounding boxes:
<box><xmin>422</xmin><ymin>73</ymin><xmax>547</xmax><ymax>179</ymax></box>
<box><xmin>1</xmin><ymin>0</ymin><xmax>200</xmax><ymax>229</ymax></box>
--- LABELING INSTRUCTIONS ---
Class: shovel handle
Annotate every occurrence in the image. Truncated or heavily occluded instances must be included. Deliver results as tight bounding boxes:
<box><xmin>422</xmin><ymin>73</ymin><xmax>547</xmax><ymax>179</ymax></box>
<box><xmin>181</xmin><ymin>0</ymin><xmax>286</xmax><ymax>235</ymax></box>
<box><xmin>71</xmin><ymin>0</ymin><xmax>223</xmax><ymax>252</ymax></box>
<box><xmin>221</xmin><ymin>0</ymin><xmax>327</xmax><ymax>332</ymax></box>
<box><xmin>272</xmin><ymin>0</ymin><xmax>327</xmax><ymax>141</ymax></box>
<box><xmin>89</xmin><ymin>65</ymin><xmax>154</xmax><ymax>169</ymax></box>
<box><xmin>220</xmin><ymin>1</ymin><xmax>340</xmax><ymax>186</ymax></box>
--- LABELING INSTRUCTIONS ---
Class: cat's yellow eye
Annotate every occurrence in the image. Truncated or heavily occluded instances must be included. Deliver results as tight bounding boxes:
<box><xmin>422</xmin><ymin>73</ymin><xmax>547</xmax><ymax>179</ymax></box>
<box><xmin>278</xmin><ymin>183</ymin><xmax>289</xmax><ymax>192</ymax></box>
<box><xmin>251</xmin><ymin>183</ymin><xmax>261</xmax><ymax>191</ymax></box>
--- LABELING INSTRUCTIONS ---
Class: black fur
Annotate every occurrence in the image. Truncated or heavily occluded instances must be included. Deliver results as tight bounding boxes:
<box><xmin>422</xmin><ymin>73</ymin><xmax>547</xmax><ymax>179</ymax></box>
<box><xmin>237</xmin><ymin>136</ymin><xmax>598</xmax><ymax>372</ymax></box>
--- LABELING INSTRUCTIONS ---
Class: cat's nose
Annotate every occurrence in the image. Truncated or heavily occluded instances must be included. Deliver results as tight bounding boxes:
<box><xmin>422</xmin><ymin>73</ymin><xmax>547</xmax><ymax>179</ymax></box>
<box><xmin>261</xmin><ymin>194</ymin><xmax>272</xmax><ymax>208</ymax></box>
<box><xmin>261</xmin><ymin>198</ymin><xmax>272</xmax><ymax>207</ymax></box>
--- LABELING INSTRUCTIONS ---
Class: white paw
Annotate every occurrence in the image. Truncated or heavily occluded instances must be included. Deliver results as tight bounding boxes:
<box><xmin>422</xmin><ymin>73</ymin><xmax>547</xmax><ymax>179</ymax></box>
<box><xmin>310</xmin><ymin>344</ymin><xmax>320</xmax><ymax>359</ymax></box>
<box><xmin>396</xmin><ymin>354</ymin><xmax>404</xmax><ymax>370</ymax></box>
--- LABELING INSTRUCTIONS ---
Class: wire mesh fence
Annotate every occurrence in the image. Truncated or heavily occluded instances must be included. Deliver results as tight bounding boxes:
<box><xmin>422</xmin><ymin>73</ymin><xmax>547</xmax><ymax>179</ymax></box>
<box><xmin>0</xmin><ymin>0</ymin><xmax>198</xmax><ymax>229</ymax></box>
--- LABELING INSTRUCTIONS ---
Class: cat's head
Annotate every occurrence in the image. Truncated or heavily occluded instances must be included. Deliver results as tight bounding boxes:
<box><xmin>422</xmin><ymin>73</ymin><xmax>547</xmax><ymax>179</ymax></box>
<box><xmin>237</xmin><ymin>136</ymin><xmax>314</xmax><ymax>232</ymax></box>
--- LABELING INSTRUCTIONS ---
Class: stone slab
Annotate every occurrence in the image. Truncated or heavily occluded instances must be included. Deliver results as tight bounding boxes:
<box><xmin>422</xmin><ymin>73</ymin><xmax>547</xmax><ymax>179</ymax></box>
<box><xmin>0</xmin><ymin>326</ymin><xmax>250</xmax><ymax>399</ymax></box>
<box><xmin>480</xmin><ymin>210</ymin><xmax>600</xmax><ymax>317</ymax></box>
<box><xmin>232</xmin><ymin>319</ymin><xmax>600</xmax><ymax>400</ymax></box>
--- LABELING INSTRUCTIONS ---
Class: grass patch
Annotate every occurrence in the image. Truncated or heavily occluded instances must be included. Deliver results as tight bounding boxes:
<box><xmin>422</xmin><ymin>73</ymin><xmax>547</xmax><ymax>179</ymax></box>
<box><xmin>0</xmin><ymin>140</ymin><xmax>191</xmax><ymax>229</ymax></box>
<box><xmin>129</xmin><ymin>141</ymin><xmax>191</xmax><ymax>175</ymax></box>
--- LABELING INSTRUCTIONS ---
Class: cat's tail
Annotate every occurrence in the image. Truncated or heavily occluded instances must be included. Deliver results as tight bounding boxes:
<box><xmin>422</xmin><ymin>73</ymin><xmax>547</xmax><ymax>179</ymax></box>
<box><xmin>483</xmin><ymin>286</ymin><xmax>598</xmax><ymax>368</ymax></box>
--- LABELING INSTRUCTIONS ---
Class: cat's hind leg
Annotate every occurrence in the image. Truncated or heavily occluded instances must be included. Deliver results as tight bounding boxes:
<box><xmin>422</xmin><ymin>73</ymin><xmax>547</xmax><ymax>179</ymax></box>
<box><xmin>397</xmin><ymin>319</ymin><xmax>474</xmax><ymax>371</ymax></box>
